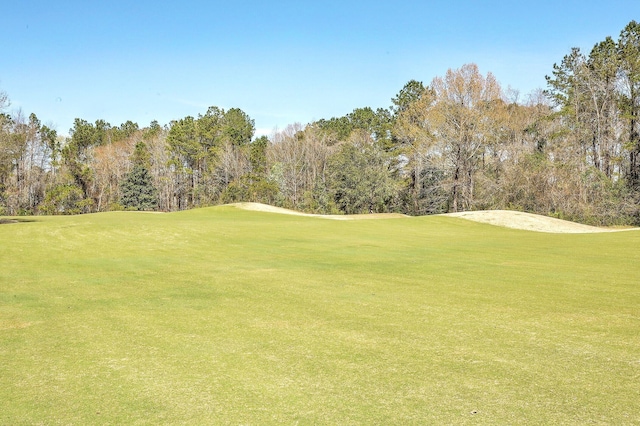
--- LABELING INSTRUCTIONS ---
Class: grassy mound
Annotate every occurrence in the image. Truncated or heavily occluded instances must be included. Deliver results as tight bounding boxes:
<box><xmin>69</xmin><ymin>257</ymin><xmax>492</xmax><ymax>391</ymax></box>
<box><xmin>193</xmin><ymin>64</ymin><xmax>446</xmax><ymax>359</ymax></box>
<box><xmin>1</xmin><ymin>206</ymin><xmax>639</xmax><ymax>423</ymax></box>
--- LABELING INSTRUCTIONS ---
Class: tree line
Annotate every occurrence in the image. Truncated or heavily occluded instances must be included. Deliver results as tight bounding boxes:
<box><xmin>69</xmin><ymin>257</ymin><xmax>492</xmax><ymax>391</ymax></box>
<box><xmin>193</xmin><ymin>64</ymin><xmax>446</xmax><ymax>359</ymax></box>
<box><xmin>2</xmin><ymin>21</ymin><xmax>640</xmax><ymax>225</ymax></box>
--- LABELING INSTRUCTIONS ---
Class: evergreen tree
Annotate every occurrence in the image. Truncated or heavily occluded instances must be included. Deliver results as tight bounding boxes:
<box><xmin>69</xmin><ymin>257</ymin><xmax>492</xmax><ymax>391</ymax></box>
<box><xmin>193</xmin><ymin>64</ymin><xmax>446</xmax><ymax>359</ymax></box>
<box><xmin>120</xmin><ymin>142</ymin><xmax>158</xmax><ymax>211</ymax></box>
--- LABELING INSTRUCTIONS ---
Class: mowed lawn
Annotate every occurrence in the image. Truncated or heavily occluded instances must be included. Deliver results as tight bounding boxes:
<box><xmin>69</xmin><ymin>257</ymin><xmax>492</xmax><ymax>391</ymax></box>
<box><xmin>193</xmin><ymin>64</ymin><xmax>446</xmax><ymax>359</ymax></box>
<box><xmin>1</xmin><ymin>206</ymin><xmax>639</xmax><ymax>424</ymax></box>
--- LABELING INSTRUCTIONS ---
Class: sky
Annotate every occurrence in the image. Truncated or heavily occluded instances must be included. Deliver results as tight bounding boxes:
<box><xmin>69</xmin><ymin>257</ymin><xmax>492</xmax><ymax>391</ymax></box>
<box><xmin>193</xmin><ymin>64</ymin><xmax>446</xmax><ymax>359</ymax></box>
<box><xmin>2</xmin><ymin>1</ymin><xmax>640</xmax><ymax>137</ymax></box>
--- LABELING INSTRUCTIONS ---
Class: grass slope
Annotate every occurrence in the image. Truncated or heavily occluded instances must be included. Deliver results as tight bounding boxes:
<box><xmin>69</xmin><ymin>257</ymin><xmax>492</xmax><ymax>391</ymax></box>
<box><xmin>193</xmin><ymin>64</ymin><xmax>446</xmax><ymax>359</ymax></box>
<box><xmin>1</xmin><ymin>207</ymin><xmax>639</xmax><ymax>424</ymax></box>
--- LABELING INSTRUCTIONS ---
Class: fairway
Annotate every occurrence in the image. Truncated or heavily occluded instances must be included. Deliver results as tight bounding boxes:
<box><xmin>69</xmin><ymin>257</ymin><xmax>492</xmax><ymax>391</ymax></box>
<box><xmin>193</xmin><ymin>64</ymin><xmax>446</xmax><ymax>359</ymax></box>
<box><xmin>1</xmin><ymin>206</ymin><xmax>639</xmax><ymax>424</ymax></box>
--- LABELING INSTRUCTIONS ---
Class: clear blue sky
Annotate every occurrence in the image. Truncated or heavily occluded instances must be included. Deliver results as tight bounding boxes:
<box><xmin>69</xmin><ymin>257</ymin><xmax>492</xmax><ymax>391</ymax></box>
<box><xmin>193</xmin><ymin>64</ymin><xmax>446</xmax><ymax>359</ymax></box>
<box><xmin>2</xmin><ymin>1</ymin><xmax>639</xmax><ymax>136</ymax></box>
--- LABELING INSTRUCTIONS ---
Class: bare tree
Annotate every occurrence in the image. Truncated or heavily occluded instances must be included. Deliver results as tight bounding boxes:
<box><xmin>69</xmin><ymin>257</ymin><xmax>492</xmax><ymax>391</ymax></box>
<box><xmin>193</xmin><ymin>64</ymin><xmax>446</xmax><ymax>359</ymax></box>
<box><xmin>268</xmin><ymin>123</ymin><xmax>333</xmax><ymax>211</ymax></box>
<box><xmin>428</xmin><ymin>64</ymin><xmax>504</xmax><ymax>212</ymax></box>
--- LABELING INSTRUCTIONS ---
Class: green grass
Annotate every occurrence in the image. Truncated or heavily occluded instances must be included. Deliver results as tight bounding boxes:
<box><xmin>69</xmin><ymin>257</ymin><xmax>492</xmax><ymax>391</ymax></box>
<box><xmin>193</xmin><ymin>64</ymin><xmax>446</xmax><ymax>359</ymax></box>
<box><xmin>1</xmin><ymin>206</ymin><xmax>639</xmax><ymax>424</ymax></box>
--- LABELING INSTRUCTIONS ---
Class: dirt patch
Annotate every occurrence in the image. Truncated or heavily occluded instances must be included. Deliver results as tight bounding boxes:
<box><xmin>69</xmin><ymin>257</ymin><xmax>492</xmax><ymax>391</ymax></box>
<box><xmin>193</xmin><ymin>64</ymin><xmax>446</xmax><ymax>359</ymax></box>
<box><xmin>442</xmin><ymin>210</ymin><xmax>639</xmax><ymax>234</ymax></box>
<box><xmin>0</xmin><ymin>219</ymin><xmax>18</xmax><ymax>224</ymax></box>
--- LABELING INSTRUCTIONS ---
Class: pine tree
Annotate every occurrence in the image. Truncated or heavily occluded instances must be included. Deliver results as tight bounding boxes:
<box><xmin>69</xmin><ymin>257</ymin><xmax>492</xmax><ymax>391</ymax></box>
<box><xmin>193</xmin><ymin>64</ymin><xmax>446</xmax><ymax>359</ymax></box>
<box><xmin>120</xmin><ymin>142</ymin><xmax>158</xmax><ymax>211</ymax></box>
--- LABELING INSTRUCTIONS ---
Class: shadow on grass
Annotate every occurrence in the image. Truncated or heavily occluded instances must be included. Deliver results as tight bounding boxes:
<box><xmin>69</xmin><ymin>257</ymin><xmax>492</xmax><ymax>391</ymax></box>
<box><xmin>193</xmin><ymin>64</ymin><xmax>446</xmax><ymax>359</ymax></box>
<box><xmin>0</xmin><ymin>218</ymin><xmax>38</xmax><ymax>224</ymax></box>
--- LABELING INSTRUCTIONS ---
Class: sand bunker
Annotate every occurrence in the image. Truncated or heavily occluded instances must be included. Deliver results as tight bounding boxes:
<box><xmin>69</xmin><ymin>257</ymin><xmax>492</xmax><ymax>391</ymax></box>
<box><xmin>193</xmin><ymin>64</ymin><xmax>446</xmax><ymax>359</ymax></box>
<box><xmin>441</xmin><ymin>210</ymin><xmax>637</xmax><ymax>233</ymax></box>
<box><xmin>230</xmin><ymin>202</ymin><xmax>406</xmax><ymax>220</ymax></box>
<box><xmin>230</xmin><ymin>202</ymin><xmax>638</xmax><ymax>233</ymax></box>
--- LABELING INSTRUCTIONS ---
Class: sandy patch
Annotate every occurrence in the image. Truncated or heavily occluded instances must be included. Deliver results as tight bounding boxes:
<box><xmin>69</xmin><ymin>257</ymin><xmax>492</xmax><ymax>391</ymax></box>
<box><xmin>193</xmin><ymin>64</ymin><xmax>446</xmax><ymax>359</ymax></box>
<box><xmin>229</xmin><ymin>202</ymin><xmax>407</xmax><ymax>220</ymax></box>
<box><xmin>231</xmin><ymin>203</ymin><xmax>639</xmax><ymax>233</ymax></box>
<box><xmin>442</xmin><ymin>210</ymin><xmax>639</xmax><ymax>234</ymax></box>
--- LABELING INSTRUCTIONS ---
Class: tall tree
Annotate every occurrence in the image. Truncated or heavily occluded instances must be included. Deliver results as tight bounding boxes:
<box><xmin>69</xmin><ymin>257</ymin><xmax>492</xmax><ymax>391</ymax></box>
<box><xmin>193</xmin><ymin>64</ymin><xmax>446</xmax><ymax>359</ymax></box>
<box><xmin>120</xmin><ymin>142</ymin><xmax>158</xmax><ymax>211</ymax></box>
<box><xmin>618</xmin><ymin>20</ymin><xmax>640</xmax><ymax>188</ymax></box>
<box><xmin>390</xmin><ymin>82</ymin><xmax>447</xmax><ymax>214</ymax></box>
<box><xmin>90</xmin><ymin>136</ymin><xmax>136</xmax><ymax>211</ymax></box>
<box><xmin>325</xmin><ymin>131</ymin><xmax>398</xmax><ymax>214</ymax></box>
<box><xmin>167</xmin><ymin>106</ymin><xmax>255</xmax><ymax>208</ymax></box>
<box><xmin>587</xmin><ymin>37</ymin><xmax>621</xmax><ymax>177</ymax></box>
<box><xmin>546</xmin><ymin>43</ymin><xmax>623</xmax><ymax>179</ymax></box>
<box><xmin>61</xmin><ymin>118</ymin><xmax>113</xmax><ymax>207</ymax></box>
<box><xmin>391</xmin><ymin>79</ymin><xmax>426</xmax><ymax>115</ymax></box>
<box><xmin>315</xmin><ymin>107</ymin><xmax>393</xmax><ymax>149</ymax></box>
<box><xmin>428</xmin><ymin>63</ymin><xmax>504</xmax><ymax>212</ymax></box>
<box><xmin>222</xmin><ymin>108</ymin><xmax>255</xmax><ymax>147</ymax></box>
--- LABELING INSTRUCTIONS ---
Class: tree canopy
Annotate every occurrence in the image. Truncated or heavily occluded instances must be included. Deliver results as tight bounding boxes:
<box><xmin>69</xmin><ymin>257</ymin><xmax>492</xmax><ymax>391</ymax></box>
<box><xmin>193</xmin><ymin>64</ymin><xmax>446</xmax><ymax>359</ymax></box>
<box><xmin>2</xmin><ymin>20</ymin><xmax>640</xmax><ymax>225</ymax></box>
